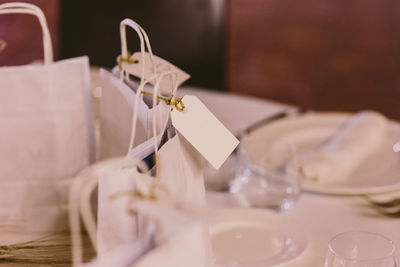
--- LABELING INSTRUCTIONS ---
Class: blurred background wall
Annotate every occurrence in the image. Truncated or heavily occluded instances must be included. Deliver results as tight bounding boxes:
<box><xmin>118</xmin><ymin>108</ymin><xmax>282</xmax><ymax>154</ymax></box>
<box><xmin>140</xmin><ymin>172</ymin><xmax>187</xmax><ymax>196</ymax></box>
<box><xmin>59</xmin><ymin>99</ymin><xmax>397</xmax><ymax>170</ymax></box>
<box><xmin>228</xmin><ymin>0</ymin><xmax>400</xmax><ymax>119</ymax></box>
<box><xmin>59</xmin><ymin>0</ymin><xmax>225</xmax><ymax>90</ymax></box>
<box><xmin>1</xmin><ymin>0</ymin><xmax>400</xmax><ymax>119</ymax></box>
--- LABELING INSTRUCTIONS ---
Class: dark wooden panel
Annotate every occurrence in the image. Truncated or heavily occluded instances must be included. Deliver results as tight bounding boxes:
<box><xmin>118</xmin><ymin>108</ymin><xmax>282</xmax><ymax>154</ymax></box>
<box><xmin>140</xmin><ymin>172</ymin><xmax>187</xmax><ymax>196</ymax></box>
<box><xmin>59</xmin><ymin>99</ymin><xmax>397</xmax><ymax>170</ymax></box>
<box><xmin>0</xmin><ymin>0</ymin><xmax>60</xmax><ymax>66</ymax></box>
<box><xmin>60</xmin><ymin>0</ymin><xmax>226</xmax><ymax>89</ymax></box>
<box><xmin>227</xmin><ymin>0</ymin><xmax>400</xmax><ymax>119</ymax></box>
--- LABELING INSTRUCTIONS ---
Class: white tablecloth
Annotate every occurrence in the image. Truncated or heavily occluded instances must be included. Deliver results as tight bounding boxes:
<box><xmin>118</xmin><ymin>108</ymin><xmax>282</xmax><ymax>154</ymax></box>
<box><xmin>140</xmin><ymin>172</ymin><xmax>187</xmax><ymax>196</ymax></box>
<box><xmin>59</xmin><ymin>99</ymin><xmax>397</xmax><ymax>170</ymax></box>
<box><xmin>179</xmin><ymin>87</ymin><xmax>400</xmax><ymax>266</ymax></box>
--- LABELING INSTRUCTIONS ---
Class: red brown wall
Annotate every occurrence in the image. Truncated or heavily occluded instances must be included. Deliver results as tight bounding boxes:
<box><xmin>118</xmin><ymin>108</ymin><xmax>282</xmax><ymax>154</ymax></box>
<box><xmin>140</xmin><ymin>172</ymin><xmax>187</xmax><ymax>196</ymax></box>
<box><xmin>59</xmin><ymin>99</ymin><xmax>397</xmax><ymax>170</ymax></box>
<box><xmin>227</xmin><ymin>0</ymin><xmax>400</xmax><ymax>119</ymax></box>
<box><xmin>0</xmin><ymin>0</ymin><xmax>59</xmax><ymax>66</ymax></box>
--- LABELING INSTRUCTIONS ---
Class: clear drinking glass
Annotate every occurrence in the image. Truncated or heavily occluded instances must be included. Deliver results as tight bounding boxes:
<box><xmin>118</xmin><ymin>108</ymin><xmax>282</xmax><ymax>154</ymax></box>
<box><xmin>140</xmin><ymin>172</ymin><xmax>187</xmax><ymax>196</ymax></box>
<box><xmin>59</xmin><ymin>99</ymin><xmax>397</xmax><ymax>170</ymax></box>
<box><xmin>325</xmin><ymin>231</ymin><xmax>397</xmax><ymax>267</ymax></box>
<box><xmin>229</xmin><ymin>141</ymin><xmax>300</xmax><ymax>211</ymax></box>
<box><xmin>203</xmin><ymin>153</ymin><xmax>239</xmax><ymax>191</ymax></box>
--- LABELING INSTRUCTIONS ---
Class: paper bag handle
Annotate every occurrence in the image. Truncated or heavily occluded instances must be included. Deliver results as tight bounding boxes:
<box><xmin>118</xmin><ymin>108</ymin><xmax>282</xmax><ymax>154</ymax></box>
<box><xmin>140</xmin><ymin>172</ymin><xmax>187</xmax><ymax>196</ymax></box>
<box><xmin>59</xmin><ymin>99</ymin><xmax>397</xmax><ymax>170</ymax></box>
<box><xmin>126</xmin><ymin>70</ymin><xmax>178</xmax><ymax>155</ymax></box>
<box><xmin>0</xmin><ymin>2</ymin><xmax>53</xmax><ymax>65</ymax></box>
<box><xmin>149</xmin><ymin>71</ymin><xmax>179</xmax><ymax>155</ymax></box>
<box><xmin>119</xmin><ymin>19</ymin><xmax>156</xmax><ymax>81</ymax></box>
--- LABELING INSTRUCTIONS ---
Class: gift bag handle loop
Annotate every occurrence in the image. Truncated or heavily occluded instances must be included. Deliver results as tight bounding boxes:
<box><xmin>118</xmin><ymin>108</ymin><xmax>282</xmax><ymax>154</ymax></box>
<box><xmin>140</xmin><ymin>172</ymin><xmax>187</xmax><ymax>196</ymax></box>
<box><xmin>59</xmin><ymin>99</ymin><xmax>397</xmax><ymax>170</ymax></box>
<box><xmin>149</xmin><ymin>71</ymin><xmax>179</xmax><ymax>156</ymax></box>
<box><xmin>0</xmin><ymin>2</ymin><xmax>53</xmax><ymax>64</ymax></box>
<box><xmin>119</xmin><ymin>19</ymin><xmax>156</xmax><ymax>81</ymax></box>
<box><xmin>127</xmin><ymin>70</ymin><xmax>178</xmax><ymax>155</ymax></box>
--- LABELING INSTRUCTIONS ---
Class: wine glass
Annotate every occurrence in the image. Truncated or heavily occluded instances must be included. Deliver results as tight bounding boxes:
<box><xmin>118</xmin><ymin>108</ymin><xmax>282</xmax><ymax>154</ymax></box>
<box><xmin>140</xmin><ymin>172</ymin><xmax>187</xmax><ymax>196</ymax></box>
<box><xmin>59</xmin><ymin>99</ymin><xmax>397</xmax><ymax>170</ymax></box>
<box><xmin>203</xmin><ymin>153</ymin><xmax>239</xmax><ymax>191</ymax></box>
<box><xmin>325</xmin><ymin>231</ymin><xmax>397</xmax><ymax>267</ymax></box>
<box><xmin>229</xmin><ymin>139</ymin><xmax>300</xmax><ymax>211</ymax></box>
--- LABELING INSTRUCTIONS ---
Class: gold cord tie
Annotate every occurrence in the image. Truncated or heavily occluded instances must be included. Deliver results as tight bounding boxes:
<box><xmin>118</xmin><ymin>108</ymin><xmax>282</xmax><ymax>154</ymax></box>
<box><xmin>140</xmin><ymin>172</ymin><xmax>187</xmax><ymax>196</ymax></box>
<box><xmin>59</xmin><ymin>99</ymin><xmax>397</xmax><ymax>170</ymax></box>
<box><xmin>117</xmin><ymin>52</ymin><xmax>138</xmax><ymax>69</ymax></box>
<box><xmin>110</xmin><ymin>183</ymin><xmax>169</xmax><ymax>215</ymax></box>
<box><xmin>141</xmin><ymin>91</ymin><xmax>185</xmax><ymax>112</ymax></box>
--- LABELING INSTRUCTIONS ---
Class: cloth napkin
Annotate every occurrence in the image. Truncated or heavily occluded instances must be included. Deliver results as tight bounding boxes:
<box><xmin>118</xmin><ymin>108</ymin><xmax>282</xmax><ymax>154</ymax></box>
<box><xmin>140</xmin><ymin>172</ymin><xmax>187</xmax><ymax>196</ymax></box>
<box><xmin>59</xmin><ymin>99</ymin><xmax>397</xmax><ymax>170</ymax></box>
<box><xmin>287</xmin><ymin>111</ymin><xmax>387</xmax><ymax>184</ymax></box>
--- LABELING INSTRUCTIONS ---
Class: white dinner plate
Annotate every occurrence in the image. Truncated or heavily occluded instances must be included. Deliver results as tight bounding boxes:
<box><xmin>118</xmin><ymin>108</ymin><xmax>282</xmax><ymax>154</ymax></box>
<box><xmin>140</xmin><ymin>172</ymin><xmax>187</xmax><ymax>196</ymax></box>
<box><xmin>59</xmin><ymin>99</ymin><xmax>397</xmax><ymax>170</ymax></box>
<box><xmin>241</xmin><ymin>112</ymin><xmax>400</xmax><ymax>195</ymax></box>
<box><xmin>208</xmin><ymin>209</ymin><xmax>309</xmax><ymax>267</ymax></box>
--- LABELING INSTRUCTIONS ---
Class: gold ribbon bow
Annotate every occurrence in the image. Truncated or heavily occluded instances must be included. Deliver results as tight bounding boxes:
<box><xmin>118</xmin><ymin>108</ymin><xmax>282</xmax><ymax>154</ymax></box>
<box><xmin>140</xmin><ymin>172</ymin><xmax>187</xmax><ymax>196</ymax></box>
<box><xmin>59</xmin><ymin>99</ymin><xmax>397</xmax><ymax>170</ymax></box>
<box><xmin>141</xmin><ymin>91</ymin><xmax>185</xmax><ymax>112</ymax></box>
<box><xmin>110</xmin><ymin>183</ymin><xmax>169</xmax><ymax>215</ymax></box>
<box><xmin>117</xmin><ymin>52</ymin><xmax>138</xmax><ymax>69</ymax></box>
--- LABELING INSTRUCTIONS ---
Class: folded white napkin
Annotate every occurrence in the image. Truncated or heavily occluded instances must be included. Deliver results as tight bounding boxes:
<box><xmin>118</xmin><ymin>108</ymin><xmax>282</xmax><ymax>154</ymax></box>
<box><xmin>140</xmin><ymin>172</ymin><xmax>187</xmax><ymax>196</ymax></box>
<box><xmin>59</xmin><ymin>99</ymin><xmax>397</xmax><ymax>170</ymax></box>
<box><xmin>287</xmin><ymin>111</ymin><xmax>387</xmax><ymax>184</ymax></box>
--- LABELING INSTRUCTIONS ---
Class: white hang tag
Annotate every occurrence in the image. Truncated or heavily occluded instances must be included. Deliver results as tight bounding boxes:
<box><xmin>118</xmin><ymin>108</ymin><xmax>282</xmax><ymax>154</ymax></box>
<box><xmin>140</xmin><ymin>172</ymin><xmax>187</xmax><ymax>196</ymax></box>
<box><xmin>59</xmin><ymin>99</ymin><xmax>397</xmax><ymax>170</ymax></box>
<box><xmin>171</xmin><ymin>95</ymin><xmax>240</xmax><ymax>170</ymax></box>
<box><xmin>122</xmin><ymin>52</ymin><xmax>190</xmax><ymax>94</ymax></box>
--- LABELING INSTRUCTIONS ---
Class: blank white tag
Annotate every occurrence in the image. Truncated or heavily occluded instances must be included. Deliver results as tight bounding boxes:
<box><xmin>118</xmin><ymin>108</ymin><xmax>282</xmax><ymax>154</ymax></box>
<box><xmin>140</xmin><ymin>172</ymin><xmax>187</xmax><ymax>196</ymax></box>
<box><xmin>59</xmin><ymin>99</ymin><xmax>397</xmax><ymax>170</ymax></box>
<box><xmin>122</xmin><ymin>52</ymin><xmax>190</xmax><ymax>94</ymax></box>
<box><xmin>171</xmin><ymin>95</ymin><xmax>239</xmax><ymax>169</ymax></box>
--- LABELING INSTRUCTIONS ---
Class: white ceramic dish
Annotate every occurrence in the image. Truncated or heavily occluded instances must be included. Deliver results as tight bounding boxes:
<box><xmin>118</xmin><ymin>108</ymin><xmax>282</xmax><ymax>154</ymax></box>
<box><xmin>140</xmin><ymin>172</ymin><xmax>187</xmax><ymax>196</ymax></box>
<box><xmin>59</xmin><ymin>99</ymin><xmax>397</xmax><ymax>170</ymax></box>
<box><xmin>208</xmin><ymin>209</ymin><xmax>309</xmax><ymax>267</ymax></box>
<box><xmin>242</xmin><ymin>112</ymin><xmax>400</xmax><ymax>195</ymax></box>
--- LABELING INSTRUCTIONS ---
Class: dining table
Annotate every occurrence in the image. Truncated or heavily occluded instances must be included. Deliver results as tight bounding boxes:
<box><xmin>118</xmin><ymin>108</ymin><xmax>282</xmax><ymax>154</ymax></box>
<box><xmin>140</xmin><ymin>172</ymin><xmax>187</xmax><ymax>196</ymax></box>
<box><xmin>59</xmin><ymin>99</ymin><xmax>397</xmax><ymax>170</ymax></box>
<box><xmin>1</xmin><ymin>83</ymin><xmax>399</xmax><ymax>267</ymax></box>
<box><xmin>178</xmin><ymin>87</ymin><xmax>400</xmax><ymax>266</ymax></box>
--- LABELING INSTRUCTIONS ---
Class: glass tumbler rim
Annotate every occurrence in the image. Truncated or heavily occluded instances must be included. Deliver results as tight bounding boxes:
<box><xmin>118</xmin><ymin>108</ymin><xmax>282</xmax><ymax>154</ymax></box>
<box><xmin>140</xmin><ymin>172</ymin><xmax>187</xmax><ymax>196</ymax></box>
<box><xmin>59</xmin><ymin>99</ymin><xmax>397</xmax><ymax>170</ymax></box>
<box><xmin>327</xmin><ymin>230</ymin><xmax>396</xmax><ymax>262</ymax></box>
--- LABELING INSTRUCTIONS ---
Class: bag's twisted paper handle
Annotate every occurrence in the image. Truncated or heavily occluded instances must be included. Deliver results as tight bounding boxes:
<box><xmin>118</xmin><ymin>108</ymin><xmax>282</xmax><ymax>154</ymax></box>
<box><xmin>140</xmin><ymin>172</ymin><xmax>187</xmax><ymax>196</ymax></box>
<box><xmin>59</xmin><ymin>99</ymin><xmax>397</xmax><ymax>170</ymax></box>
<box><xmin>119</xmin><ymin>19</ymin><xmax>156</xmax><ymax>82</ymax></box>
<box><xmin>127</xmin><ymin>70</ymin><xmax>179</xmax><ymax>155</ymax></box>
<box><xmin>120</xmin><ymin>19</ymin><xmax>180</xmax><ymax>156</ymax></box>
<box><xmin>141</xmin><ymin>91</ymin><xmax>185</xmax><ymax>112</ymax></box>
<box><xmin>147</xmin><ymin>70</ymin><xmax>179</xmax><ymax>157</ymax></box>
<box><xmin>120</xmin><ymin>19</ymin><xmax>160</xmax><ymax>156</ymax></box>
<box><xmin>0</xmin><ymin>2</ymin><xmax>53</xmax><ymax>64</ymax></box>
<box><xmin>151</xmin><ymin>69</ymin><xmax>181</xmax><ymax>155</ymax></box>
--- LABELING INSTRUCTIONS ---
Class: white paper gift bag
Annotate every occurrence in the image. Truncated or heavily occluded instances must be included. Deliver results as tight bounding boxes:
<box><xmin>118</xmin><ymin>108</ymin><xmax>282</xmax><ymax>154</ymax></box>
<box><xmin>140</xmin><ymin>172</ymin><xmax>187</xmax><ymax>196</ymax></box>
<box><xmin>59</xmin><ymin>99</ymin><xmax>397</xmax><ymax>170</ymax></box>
<box><xmin>97</xmin><ymin>69</ymin><xmax>179</xmax><ymax>256</ymax></box>
<box><xmin>0</xmin><ymin>2</ymin><xmax>94</xmax><ymax>239</ymax></box>
<box><xmin>71</xmin><ymin>79</ymin><xmax>212</xmax><ymax>266</ymax></box>
<box><xmin>98</xmin><ymin>19</ymin><xmax>172</xmax><ymax>159</ymax></box>
<box><xmin>68</xmin><ymin>17</ymin><xmax>207</xmax><ymax>265</ymax></box>
<box><xmin>98</xmin><ymin>68</ymin><xmax>147</xmax><ymax>159</ymax></box>
<box><xmin>96</xmin><ymin>148</ymin><xmax>158</xmax><ymax>256</ymax></box>
<box><xmin>95</xmin><ymin>19</ymin><xmax>188</xmax><ymax>256</ymax></box>
<box><xmin>77</xmin><ymin>160</ymin><xmax>212</xmax><ymax>267</ymax></box>
<box><xmin>157</xmin><ymin>132</ymin><xmax>206</xmax><ymax>204</ymax></box>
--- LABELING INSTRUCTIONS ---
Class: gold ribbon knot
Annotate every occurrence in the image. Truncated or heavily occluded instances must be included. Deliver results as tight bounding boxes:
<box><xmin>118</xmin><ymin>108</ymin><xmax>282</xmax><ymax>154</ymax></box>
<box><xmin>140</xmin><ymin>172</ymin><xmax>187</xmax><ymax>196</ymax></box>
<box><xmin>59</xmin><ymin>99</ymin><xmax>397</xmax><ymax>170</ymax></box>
<box><xmin>117</xmin><ymin>52</ymin><xmax>138</xmax><ymax>69</ymax></box>
<box><xmin>141</xmin><ymin>91</ymin><xmax>185</xmax><ymax>112</ymax></box>
<box><xmin>110</xmin><ymin>183</ymin><xmax>169</xmax><ymax>215</ymax></box>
